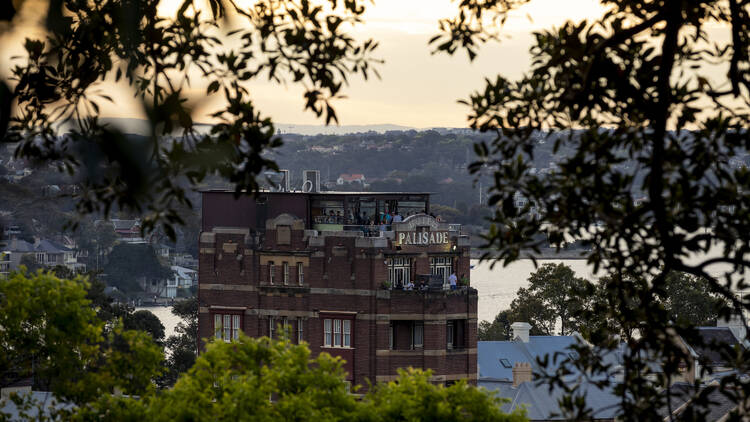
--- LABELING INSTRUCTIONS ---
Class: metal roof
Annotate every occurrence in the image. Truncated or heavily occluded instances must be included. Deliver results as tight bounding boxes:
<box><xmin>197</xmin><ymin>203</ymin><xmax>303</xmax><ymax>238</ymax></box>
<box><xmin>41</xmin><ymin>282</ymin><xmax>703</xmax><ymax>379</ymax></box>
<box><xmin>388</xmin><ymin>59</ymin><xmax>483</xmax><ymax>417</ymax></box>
<box><xmin>480</xmin><ymin>379</ymin><xmax>621</xmax><ymax>421</ymax></box>
<box><xmin>200</xmin><ymin>189</ymin><xmax>432</xmax><ymax>195</ymax></box>
<box><xmin>478</xmin><ymin>336</ymin><xmax>581</xmax><ymax>380</ymax></box>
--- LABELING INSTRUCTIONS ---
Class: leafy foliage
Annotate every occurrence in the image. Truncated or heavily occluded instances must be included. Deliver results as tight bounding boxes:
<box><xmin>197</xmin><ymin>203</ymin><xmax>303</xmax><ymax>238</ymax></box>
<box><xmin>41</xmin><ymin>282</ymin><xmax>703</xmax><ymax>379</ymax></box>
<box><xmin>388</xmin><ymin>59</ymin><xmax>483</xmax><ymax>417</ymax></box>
<box><xmin>0</xmin><ymin>0</ymin><xmax>379</xmax><ymax>237</ymax></box>
<box><xmin>0</xmin><ymin>270</ymin><xmax>163</xmax><ymax>404</ymax></box>
<box><xmin>433</xmin><ymin>0</ymin><xmax>750</xmax><ymax>419</ymax></box>
<box><xmin>73</xmin><ymin>335</ymin><xmax>526</xmax><ymax>421</ymax></box>
<box><xmin>161</xmin><ymin>297</ymin><xmax>198</xmax><ymax>387</ymax></box>
<box><xmin>103</xmin><ymin>243</ymin><xmax>172</xmax><ymax>293</ymax></box>
<box><xmin>478</xmin><ymin>309</ymin><xmax>512</xmax><ymax>341</ymax></box>
<box><xmin>358</xmin><ymin>368</ymin><xmax>526</xmax><ymax>422</ymax></box>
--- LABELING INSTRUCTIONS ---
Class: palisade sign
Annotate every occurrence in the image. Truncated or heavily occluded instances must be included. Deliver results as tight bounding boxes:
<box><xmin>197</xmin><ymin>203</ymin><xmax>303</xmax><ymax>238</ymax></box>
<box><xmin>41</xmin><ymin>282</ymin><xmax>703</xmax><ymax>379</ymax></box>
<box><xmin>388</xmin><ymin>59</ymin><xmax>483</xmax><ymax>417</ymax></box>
<box><xmin>397</xmin><ymin>231</ymin><xmax>450</xmax><ymax>246</ymax></box>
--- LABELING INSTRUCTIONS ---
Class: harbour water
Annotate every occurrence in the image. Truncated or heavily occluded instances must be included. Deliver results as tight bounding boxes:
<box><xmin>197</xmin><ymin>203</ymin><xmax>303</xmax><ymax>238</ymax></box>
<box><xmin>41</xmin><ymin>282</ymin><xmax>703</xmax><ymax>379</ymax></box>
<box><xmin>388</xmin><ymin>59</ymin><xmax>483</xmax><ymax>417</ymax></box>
<box><xmin>136</xmin><ymin>306</ymin><xmax>182</xmax><ymax>338</ymax></box>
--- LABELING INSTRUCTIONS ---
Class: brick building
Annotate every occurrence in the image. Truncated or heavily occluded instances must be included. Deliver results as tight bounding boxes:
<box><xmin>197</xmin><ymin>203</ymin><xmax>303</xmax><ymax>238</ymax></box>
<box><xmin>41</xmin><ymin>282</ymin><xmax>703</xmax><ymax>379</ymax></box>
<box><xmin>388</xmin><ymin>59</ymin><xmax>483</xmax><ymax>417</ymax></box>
<box><xmin>198</xmin><ymin>190</ymin><xmax>477</xmax><ymax>386</ymax></box>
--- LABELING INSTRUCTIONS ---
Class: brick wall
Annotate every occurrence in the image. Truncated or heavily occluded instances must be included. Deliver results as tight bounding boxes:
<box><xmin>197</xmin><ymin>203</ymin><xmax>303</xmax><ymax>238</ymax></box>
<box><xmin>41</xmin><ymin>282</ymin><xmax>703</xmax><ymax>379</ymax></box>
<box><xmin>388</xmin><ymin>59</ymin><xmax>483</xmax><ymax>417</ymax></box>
<box><xmin>199</xmin><ymin>218</ymin><xmax>477</xmax><ymax>388</ymax></box>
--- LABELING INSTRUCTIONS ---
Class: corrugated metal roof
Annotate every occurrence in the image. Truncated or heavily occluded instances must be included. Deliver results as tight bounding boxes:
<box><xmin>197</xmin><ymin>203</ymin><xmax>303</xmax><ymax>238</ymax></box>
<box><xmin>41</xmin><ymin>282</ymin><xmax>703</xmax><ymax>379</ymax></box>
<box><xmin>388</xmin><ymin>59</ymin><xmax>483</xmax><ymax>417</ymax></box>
<box><xmin>478</xmin><ymin>336</ymin><xmax>580</xmax><ymax>380</ymax></box>
<box><xmin>480</xmin><ymin>379</ymin><xmax>621</xmax><ymax>420</ymax></box>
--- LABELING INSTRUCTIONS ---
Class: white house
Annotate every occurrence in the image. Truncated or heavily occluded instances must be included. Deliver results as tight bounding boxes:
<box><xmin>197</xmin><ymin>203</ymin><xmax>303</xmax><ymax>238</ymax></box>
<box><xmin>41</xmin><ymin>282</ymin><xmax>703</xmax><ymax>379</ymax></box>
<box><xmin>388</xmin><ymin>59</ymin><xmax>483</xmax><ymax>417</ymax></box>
<box><xmin>167</xmin><ymin>265</ymin><xmax>197</xmax><ymax>298</ymax></box>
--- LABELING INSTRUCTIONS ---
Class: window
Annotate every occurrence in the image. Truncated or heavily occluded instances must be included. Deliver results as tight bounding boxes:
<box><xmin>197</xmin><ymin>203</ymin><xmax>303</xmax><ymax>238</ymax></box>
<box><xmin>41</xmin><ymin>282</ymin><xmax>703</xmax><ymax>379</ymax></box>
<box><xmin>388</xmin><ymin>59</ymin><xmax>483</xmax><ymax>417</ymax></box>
<box><xmin>269</xmin><ymin>316</ymin><xmax>275</xmax><ymax>339</ymax></box>
<box><xmin>283</xmin><ymin>262</ymin><xmax>289</xmax><ymax>285</ymax></box>
<box><xmin>446</xmin><ymin>320</ymin><xmax>465</xmax><ymax>350</ymax></box>
<box><xmin>223</xmin><ymin>315</ymin><xmax>231</xmax><ymax>342</ymax></box>
<box><xmin>297</xmin><ymin>317</ymin><xmax>304</xmax><ymax>343</ymax></box>
<box><xmin>36</xmin><ymin>253</ymin><xmax>45</xmax><ymax>264</ymax></box>
<box><xmin>324</xmin><ymin>319</ymin><xmax>332</xmax><ymax>346</ymax></box>
<box><xmin>323</xmin><ymin>318</ymin><xmax>352</xmax><ymax>348</ymax></box>
<box><xmin>233</xmin><ymin>315</ymin><xmax>240</xmax><ymax>340</ymax></box>
<box><xmin>334</xmin><ymin>319</ymin><xmax>342</xmax><ymax>347</ymax></box>
<box><xmin>297</xmin><ymin>262</ymin><xmax>304</xmax><ymax>285</ymax></box>
<box><xmin>214</xmin><ymin>313</ymin><xmax>242</xmax><ymax>342</ymax></box>
<box><xmin>389</xmin><ymin>322</ymin><xmax>394</xmax><ymax>350</ymax></box>
<box><xmin>499</xmin><ymin>358</ymin><xmax>512</xmax><ymax>368</ymax></box>
<box><xmin>343</xmin><ymin>320</ymin><xmax>351</xmax><ymax>347</ymax></box>
<box><xmin>412</xmin><ymin>321</ymin><xmax>423</xmax><ymax>349</ymax></box>
<box><xmin>47</xmin><ymin>254</ymin><xmax>57</xmax><ymax>263</ymax></box>
<box><xmin>283</xmin><ymin>316</ymin><xmax>289</xmax><ymax>335</ymax></box>
<box><xmin>269</xmin><ymin>261</ymin><xmax>275</xmax><ymax>284</ymax></box>
<box><xmin>430</xmin><ymin>256</ymin><xmax>453</xmax><ymax>283</ymax></box>
<box><xmin>387</xmin><ymin>257</ymin><xmax>411</xmax><ymax>288</ymax></box>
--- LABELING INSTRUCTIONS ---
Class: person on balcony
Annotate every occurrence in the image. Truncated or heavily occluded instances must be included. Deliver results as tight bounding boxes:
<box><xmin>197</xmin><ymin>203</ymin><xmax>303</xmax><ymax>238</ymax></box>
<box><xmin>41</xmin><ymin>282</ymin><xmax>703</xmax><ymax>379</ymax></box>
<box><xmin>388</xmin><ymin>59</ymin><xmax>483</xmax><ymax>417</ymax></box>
<box><xmin>449</xmin><ymin>272</ymin><xmax>457</xmax><ymax>290</ymax></box>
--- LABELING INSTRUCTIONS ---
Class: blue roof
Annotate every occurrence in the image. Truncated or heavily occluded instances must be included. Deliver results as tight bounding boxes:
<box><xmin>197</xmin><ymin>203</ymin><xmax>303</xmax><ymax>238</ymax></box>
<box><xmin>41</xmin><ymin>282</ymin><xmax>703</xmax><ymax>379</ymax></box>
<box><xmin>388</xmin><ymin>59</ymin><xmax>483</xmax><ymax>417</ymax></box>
<box><xmin>478</xmin><ymin>336</ymin><xmax>579</xmax><ymax>380</ymax></box>
<box><xmin>480</xmin><ymin>379</ymin><xmax>621</xmax><ymax>420</ymax></box>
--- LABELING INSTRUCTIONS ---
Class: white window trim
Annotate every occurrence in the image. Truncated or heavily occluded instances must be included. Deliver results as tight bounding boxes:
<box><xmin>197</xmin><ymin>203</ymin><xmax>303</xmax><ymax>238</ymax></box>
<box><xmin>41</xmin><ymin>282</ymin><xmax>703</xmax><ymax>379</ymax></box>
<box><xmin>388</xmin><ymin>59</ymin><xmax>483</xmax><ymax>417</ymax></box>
<box><xmin>333</xmin><ymin>319</ymin><xmax>342</xmax><ymax>347</ymax></box>
<box><xmin>297</xmin><ymin>317</ymin><xmax>304</xmax><ymax>343</ymax></box>
<box><xmin>283</xmin><ymin>262</ymin><xmax>289</xmax><ymax>285</ymax></box>
<box><xmin>297</xmin><ymin>262</ymin><xmax>304</xmax><ymax>285</ymax></box>
<box><xmin>324</xmin><ymin>319</ymin><xmax>332</xmax><ymax>346</ymax></box>
<box><xmin>343</xmin><ymin>320</ymin><xmax>351</xmax><ymax>347</ymax></box>
<box><xmin>269</xmin><ymin>316</ymin><xmax>275</xmax><ymax>339</ymax></box>
<box><xmin>269</xmin><ymin>262</ymin><xmax>275</xmax><ymax>285</ymax></box>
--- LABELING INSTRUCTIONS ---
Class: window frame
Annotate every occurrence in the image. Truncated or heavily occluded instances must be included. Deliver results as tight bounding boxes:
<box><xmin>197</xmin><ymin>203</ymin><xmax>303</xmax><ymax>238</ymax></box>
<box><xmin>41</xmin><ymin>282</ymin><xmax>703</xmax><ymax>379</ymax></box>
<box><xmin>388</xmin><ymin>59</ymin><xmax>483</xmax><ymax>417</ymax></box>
<box><xmin>297</xmin><ymin>317</ymin><xmax>304</xmax><ymax>343</ymax></box>
<box><xmin>333</xmin><ymin>319</ymin><xmax>342</xmax><ymax>347</ymax></box>
<box><xmin>447</xmin><ymin>320</ymin><xmax>454</xmax><ymax>349</ymax></box>
<box><xmin>213</xmin><ymin>312</ymin><xmax>243</xmax><ymax>343</ymax></box>
<box><xmin>324</xmin><ymin>319</ymin><xmax>332</xmax><ymax>346</ymax></box>
<box><xmin>412</xmin><ymin>321</ymin><xmax>424</xmax><ymax>349</ymax></box>
<box><xmin>297</xmin><ymin>262</ymin><xmax>304</xmax><ymax>285</ymax></box>
<box><xmin>283</xmin><ymin>262</ymin><xmax>289</xmax><ymax>285</ymax></box>
<box><xmin>343</xmin><ymin>319</ymin><xmax>351</xmax><ymax>347</ymax></box>
<box><xmin>268</xmin><ymin>261</ymin><xmax>275</xmax><ymax>284</ymax></box>
<box><xmin>269</xmin><ymin>316</ymin><xmax>275</xmax><ymax>339</ymax></box>
<box><xmin>387</xmin><ymin>257</ymin><xmax>412</xmax><ymax>288</ymax></box>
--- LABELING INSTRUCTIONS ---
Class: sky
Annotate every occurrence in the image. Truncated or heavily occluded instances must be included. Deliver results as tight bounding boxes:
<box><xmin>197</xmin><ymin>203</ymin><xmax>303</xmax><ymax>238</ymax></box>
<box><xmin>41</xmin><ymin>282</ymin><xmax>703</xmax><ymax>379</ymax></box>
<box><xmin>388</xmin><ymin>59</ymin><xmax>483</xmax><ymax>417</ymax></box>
<box><xmin>232</xmin><ymin>0</ymin><xmax>607</xmax><ymax>128</ymax></box>
<box><xmin>1</xmin><ymin>0</ymin><xmax>607</xmax><ymax>129</ymax></box>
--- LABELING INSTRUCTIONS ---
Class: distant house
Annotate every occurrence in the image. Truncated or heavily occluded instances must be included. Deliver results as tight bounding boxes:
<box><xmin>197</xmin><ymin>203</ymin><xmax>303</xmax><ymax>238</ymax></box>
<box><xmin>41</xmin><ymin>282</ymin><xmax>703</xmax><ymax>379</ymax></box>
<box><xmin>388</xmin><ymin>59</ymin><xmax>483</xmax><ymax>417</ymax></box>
<box><xmin>168</xmin><ymin>265</ymin><xmax>197</xmax><ymax>298</ymax></box>
<box><xmin>0</xmin><ymin>251</ymin><xmax>10</xmax><ymax>276</ymax></box>
<box><xmin>336</xmin><ymin>173</ymin><xmax>366</xmax><ymax>185</ymax></box>
<box><xmin>154</xmin><ymin>243</ymin><xmax>172</xmax><ymax>258</ymax></box>
<box><xmin>108</xmin><ymin>219</ymin><xmax>146</xmax><ymax>243</ymax></box>
<box><xmin>0</xmin><ymin>238</ymin><xmax>84</xmax><ymax>273</ymax></box>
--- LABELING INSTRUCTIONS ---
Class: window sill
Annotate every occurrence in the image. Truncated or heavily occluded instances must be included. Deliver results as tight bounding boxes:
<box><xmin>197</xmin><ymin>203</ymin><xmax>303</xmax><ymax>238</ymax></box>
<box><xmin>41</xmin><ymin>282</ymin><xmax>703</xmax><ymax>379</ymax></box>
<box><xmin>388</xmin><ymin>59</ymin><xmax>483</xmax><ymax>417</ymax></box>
<box><xmin>321</xmin><ymin>346</ymin><xmax>355</xmax><ymax>350</ymax></box>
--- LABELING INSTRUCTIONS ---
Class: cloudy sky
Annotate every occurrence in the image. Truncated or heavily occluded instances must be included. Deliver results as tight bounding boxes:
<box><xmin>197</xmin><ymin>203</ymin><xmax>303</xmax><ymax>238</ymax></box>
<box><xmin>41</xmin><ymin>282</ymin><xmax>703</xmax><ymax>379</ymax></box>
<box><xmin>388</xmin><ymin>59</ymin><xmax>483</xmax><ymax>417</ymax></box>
<box><xmin>240</xmin><ymin>0</ymin><xmax>605</xmax><ymax>128</ymax></box>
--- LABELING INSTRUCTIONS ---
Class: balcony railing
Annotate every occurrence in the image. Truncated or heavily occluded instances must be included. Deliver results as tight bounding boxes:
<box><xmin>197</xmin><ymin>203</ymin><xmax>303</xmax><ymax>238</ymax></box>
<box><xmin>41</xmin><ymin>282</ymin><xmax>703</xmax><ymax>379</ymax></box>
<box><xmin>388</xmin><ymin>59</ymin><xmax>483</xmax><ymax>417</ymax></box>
<box><xmin>312</xmin><ymin>223</ymin><xmax>392</xmax><ymax>237</ymax></box>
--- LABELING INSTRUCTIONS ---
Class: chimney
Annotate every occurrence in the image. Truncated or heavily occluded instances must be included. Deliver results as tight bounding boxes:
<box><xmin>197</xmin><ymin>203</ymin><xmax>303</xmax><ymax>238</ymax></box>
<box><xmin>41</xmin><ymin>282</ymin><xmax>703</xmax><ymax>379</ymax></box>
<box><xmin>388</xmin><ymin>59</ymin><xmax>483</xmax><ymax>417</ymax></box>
<box><xmin>511</xmin><ymin>322</ymin><xmax>531</xmax><ymax>343</ymax></box>
<box><xmin>512</xmin><ymin>362</ymin><xmax>532</xmax><ymax>387</ymax></box>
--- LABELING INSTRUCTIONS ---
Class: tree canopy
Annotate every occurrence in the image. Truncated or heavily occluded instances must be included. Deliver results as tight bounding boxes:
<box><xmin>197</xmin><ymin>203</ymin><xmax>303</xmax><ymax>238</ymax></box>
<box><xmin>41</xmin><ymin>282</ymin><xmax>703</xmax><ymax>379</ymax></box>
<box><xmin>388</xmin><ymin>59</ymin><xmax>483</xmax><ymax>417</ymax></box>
<box><xmin>103</xmin><ymin>243</ymin><xmax>172</xmax><ymax>293</ymax></box>
<box><xmin>1</xmin><ymin>270</ymin><xmax>526</xmax><ymax>421</ymax></box>
<box><xmin>431</xmin><ymin>0</ymin><xmax>750</xmax><ymax>418</ymax></box>
<box><xmin>0</xmin><ymin>270</ymin><xmax>163</xmax><ymax>403</ymax></box>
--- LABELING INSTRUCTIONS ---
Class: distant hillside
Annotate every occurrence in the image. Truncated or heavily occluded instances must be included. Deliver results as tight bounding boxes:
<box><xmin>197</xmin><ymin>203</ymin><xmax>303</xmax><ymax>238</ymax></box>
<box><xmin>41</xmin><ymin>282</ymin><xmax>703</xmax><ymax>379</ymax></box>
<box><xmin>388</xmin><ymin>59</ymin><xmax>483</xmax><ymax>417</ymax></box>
<box><xmin>98</xmin><ymin>118</ymin><xmax>419</xmax><ymax>136</ymax></box>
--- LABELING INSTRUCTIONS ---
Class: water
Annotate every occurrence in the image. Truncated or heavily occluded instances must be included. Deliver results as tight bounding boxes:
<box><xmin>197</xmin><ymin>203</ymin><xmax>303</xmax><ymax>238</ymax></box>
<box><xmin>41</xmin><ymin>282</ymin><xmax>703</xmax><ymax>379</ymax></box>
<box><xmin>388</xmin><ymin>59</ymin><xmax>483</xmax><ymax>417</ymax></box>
<box><xmin>471</xmin><ymin>251</ymin><xmax>750</xmax><ymax>323</ymax></box>
<box><xmin>136</xmin><ymin>306</ymin><xmax>182</xmax><ymax>338</ymax></box>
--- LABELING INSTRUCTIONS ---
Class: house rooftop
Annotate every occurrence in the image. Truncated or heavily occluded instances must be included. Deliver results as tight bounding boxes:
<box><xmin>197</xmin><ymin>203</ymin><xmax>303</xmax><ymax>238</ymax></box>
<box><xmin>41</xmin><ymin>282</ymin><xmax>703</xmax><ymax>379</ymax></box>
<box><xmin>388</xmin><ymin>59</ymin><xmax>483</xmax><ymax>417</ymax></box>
<box><xmin>691</xmin><ymin>327</ymin><xmax>742</xmax><ymax>366</ymax></box>
<box><xmin>200</xmin><ymin>189</ymin><xmax>433</xmax><ymax>195</ymax></box>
